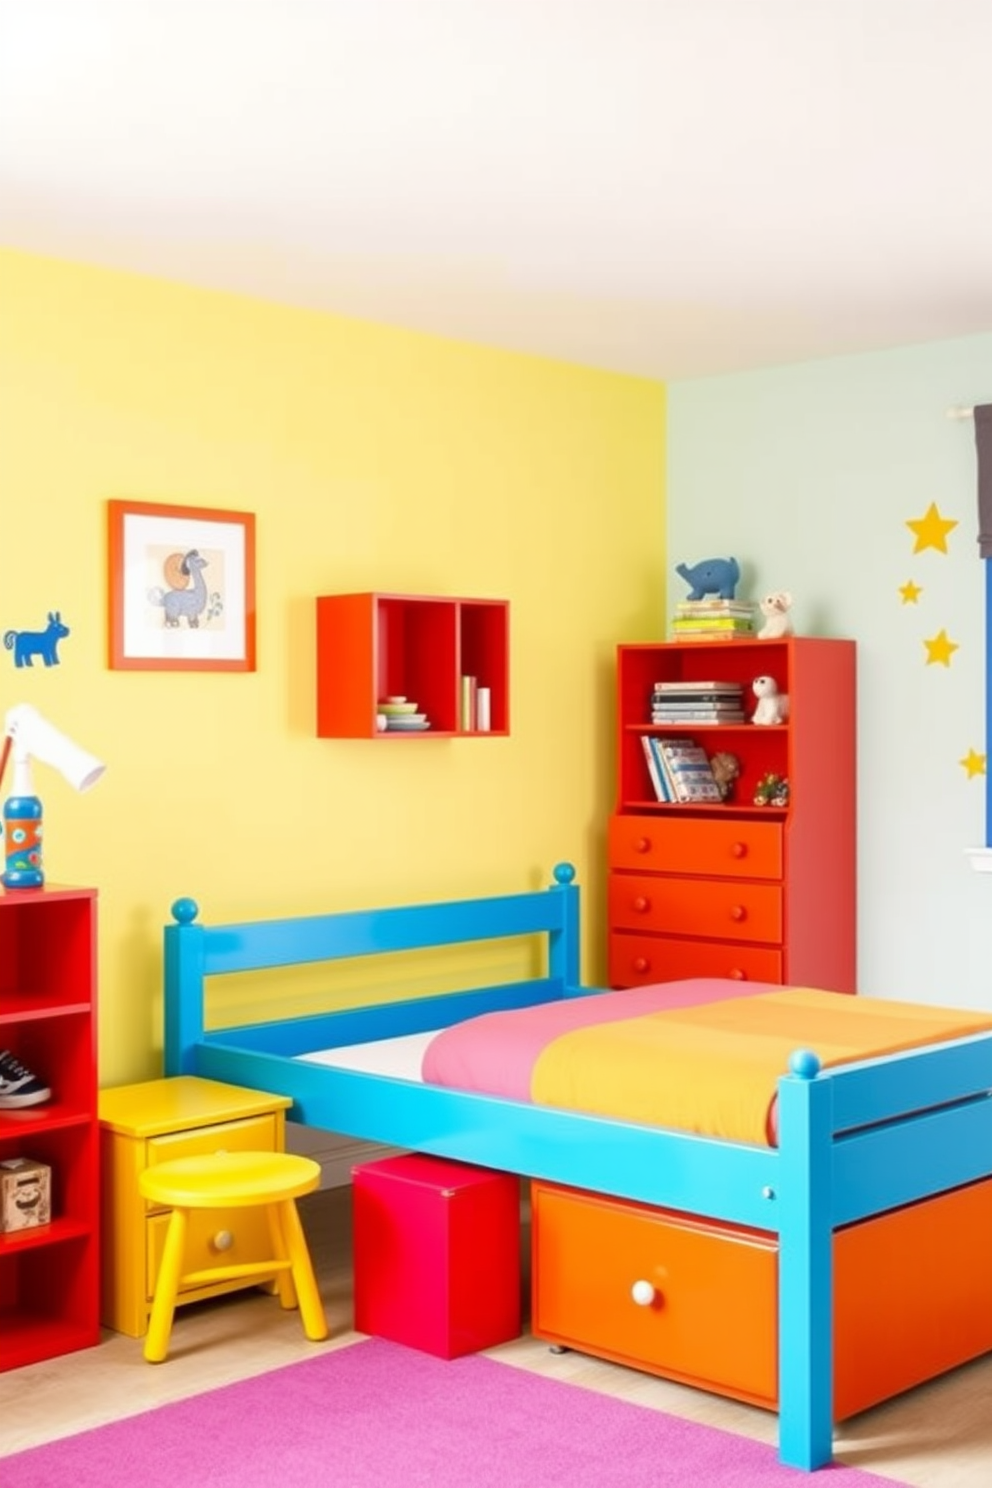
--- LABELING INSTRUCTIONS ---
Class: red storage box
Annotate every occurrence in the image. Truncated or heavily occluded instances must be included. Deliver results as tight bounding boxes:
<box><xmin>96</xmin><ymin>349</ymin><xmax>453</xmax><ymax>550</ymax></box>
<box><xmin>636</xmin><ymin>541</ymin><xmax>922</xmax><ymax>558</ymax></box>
<box><xmin>352</xmin><ymin>1153</ymin><xmax>521</xmax><ymax>1358</ymax></box>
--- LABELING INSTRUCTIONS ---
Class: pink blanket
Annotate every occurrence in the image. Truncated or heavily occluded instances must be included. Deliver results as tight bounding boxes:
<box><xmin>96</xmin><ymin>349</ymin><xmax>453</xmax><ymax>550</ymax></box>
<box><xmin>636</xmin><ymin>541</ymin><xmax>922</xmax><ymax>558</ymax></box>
<box><xmin>421</xmin><ymin>978</ymin><xmax>778</xmax><ymax>1100</ymax></box>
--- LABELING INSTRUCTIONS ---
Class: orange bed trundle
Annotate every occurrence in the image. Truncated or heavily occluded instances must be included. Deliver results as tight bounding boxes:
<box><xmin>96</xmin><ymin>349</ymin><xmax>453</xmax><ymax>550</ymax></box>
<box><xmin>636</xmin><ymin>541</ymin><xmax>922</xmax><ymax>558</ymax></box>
<box><xmin>532</xmin><ymin>1175</ymin><xmax>992</xmax><ymax>1419</ymax></box>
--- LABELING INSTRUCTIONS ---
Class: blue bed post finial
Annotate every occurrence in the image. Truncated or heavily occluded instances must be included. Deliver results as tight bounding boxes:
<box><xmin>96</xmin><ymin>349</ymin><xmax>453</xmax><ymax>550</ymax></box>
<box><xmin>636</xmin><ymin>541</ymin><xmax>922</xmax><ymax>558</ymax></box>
<box><xmin>164</xmin><ymin>896</ymin><xmax>204</xmax><ymax>1077</ymax></box>
<box><xmin>549</xmin><ymin>862</ymin><xmax>580</xmax><ymax>988</ymax></box>
<box><xmin>776</xmin><ymin>1047</ymin><xmax>834</xmax><ymax>1471</ymax></box>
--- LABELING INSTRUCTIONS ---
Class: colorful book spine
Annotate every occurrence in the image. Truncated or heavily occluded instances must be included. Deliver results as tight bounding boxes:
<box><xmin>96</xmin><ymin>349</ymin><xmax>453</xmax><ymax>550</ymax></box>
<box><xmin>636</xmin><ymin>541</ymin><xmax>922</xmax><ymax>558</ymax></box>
<box><xmin>640</xmin><ymin>734</ymin><xmax>669</xmax><ymax>801</ymax></box>
<box><xmin>658</xmin><ymin>741</ymin><xmax>723</xmax><ymax>803</ymax></box>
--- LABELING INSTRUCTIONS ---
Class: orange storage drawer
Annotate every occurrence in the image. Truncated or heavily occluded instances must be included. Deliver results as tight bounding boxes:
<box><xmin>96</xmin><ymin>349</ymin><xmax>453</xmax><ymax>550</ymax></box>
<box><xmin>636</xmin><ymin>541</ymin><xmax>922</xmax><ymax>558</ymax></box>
<box><xmin>834</xmin><ymin>1176</ymin><xmax>992</xmax><ymax>1418</ymax></box>
<box><xmin>533</xmin><ymin>1177</ymin><xmax>992</xmax><ymax>1420</ymax></box>
<box><xmin>608</xmin><ymin>931</ymin><xmax>783</xmax><ymax>988</ymax></box>
<box><xmin>609</xmin><ymin>813</ymin><xmax>783</xmax><ymax>880</ymax></box>
<box><xmin>609</xmin><ymin>873</ymin><xmax>783</xmax><ymax>944</ymax></box>
<box><xmin>531</xmin><ymin>1182</ymin><xmax>778</xmax><ymax>1407</ymax></box>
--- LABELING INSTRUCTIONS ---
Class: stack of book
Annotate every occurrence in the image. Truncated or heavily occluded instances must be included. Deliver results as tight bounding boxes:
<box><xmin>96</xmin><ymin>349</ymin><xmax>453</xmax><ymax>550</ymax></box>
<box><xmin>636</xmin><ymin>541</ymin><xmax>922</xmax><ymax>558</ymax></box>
<box><xmin>671</xmin><ymin>599</ymin><xmax>755</xmax><ymax>640</ymax></box>
<box><xmin>640</xmin><ymin>735</ymin><xmax>724</xmax><ymax>803</ymax></box>
<box><xmin>651</xmin><ymin>679</ymin><xmax>746</xmax><ymax>724</ymax></box>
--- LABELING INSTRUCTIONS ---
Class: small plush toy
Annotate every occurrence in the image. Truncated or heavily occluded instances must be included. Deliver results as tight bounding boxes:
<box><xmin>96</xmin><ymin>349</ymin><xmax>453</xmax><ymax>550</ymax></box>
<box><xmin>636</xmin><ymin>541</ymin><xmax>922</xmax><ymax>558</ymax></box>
<box><xmin>751</xmin><ymin>675</ymin><xmax>789</xmax><ymax>725</ymax></box>
<box><xmin>757</xmin><ymin>591</ymin><xmax>794</xmax><ymax>640</ymax></box>
<box><xmin>710</xmin><ymin>751</ymin><xmax>741</xmax><ymax>801</ymax></box>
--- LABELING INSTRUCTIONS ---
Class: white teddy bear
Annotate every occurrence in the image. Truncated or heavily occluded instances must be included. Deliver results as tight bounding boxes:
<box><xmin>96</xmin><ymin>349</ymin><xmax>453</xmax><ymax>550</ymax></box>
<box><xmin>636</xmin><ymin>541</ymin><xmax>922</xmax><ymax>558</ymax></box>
<box><xmin>757</xmin><ymin>591</ymin><xmax>794</xmax><ymax>640</ymax></box>
<box><xmin>751</xmin><ymin>675</ymin><xmax>789</xmax><ymax>725</ymax></box>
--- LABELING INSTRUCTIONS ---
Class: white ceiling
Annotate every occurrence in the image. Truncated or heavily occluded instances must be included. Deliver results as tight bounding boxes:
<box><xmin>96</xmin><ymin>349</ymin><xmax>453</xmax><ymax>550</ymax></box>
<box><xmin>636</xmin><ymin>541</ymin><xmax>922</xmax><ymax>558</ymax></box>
<box><xmin>2</xmin><ymin>0</ymin><xmax>992</xmax><ymax>380</ymax></box>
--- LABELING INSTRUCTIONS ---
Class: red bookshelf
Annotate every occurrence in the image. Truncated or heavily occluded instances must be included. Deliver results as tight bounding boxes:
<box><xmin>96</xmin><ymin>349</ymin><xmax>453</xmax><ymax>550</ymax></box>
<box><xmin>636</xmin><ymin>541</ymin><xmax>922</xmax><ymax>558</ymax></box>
<box><xmin>0</xmin><ymin>884</ymin><xmax>100</xmax><ymax>1370</ymax></box>
<box><xmin>609</xmin><ymin>637</ymin><xmax>856</xmax><ymax>993</ymax></box>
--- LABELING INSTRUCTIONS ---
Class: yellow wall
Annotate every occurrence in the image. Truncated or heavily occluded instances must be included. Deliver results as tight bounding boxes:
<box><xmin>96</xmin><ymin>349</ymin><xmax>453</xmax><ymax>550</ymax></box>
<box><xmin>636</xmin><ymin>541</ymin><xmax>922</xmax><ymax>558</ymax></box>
<box><xmin>0</xmin><ymin>249</ymin><xmax>666</xmax><ymax>1086</ymax></box>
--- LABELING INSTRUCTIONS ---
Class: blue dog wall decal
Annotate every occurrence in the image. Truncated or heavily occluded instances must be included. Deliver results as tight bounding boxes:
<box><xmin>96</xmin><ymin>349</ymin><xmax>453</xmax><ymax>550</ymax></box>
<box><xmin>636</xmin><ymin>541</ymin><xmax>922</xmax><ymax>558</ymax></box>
<box><xmin>675</xmin><ymin>556</ymin><xmax>741</xmax><ymax>601</ymax></box>
<box><xmin>3</xmin><ymin>611</ymin><xmax>70</xmax><ymax>667</ymax></box>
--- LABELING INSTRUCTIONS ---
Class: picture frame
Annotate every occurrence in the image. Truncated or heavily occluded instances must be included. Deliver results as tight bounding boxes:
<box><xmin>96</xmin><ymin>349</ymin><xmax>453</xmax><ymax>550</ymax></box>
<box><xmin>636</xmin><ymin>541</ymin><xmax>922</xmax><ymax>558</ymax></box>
<box><xmin>107</xmin><ymin>500</ymin><xmax>256</xmax><ymax>672</ymax></box>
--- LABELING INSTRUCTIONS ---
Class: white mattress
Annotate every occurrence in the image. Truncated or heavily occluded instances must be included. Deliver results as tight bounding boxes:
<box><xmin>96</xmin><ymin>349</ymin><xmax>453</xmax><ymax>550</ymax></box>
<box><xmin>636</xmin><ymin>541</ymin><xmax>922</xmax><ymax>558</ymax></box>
<box><xmin>298</xmin><ymin>1030</ymin><xmax>437</xmax><ymax>1081</ymax></box>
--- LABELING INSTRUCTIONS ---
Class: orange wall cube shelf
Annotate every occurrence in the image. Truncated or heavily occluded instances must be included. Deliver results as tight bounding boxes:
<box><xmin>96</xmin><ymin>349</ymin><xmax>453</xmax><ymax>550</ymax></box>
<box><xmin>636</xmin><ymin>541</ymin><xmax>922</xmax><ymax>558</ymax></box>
<box><xmin>316</xmin><ymin>592</ymin><xmax>509</xmax><ymax>738</ymax></box>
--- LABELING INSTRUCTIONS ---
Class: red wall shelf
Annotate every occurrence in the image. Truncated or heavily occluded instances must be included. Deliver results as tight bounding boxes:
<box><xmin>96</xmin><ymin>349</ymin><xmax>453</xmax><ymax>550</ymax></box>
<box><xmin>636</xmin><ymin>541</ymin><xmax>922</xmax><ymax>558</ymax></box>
<box><xmin>316</xmin><ymin>592</ymin><xmax>509</xmax><ymax>739</ymax></box>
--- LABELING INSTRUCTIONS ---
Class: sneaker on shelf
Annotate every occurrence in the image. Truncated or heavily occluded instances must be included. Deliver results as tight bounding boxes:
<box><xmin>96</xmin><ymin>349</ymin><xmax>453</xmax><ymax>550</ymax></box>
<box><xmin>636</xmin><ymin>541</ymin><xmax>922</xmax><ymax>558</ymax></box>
<box><xmin>0</xmin><ymin>1051</ymin><xmax>52</xmax><ymax>1109</ymax></box>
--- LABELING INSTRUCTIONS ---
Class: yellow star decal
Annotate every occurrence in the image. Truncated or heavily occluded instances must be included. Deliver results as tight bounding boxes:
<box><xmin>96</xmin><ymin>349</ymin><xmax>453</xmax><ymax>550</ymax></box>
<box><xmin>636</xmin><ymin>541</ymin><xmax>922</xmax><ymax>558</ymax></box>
<box><xmin>899</xmin><ymin>580</ymin><xmax>922</xmax><ymax>604</ymax></box>
<box><xmin>906</xmin><ymin>502</ymin><xmax>958</xmax><ymax>554</ymax></box>
<box><xmin>960</xmin><ymin>749</ymin><xmax>987</xmax><ymax>779</ymax></box>
<box><xmin>924</xmin><ymin>629</ymin><xmax>960</xmax><ymax>666</ymax></box>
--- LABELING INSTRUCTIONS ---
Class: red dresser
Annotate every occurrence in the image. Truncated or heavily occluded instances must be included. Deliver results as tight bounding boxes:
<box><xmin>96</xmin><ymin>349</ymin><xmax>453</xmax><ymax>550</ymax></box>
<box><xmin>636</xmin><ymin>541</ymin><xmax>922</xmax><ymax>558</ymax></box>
<box><xmin>352</xmin><ymin>1153</ymin><xmax>521</xmax><ymax>1359</ymax></box>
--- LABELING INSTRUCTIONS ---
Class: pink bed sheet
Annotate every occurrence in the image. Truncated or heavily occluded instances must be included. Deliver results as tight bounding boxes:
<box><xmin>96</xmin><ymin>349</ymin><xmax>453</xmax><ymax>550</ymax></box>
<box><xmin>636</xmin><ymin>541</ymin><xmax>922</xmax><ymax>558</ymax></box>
<box><xmin>421</xmin><ymin>978</ymin><xmax>778</xmax><ymax>1101</ymax></box>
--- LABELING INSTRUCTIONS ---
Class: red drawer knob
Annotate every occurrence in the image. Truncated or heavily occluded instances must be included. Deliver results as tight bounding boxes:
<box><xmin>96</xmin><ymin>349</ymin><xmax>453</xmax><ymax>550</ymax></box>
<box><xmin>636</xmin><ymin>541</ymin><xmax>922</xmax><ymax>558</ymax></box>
<box><xmin>632</xmin><ymin>896</ymin><xmax>650</xmax><ymax>913</ymax></box>
<box><xmin>633</xmin><ymin>957</ymin><xmax>650</xmax><ymax>974</ymax></box>
<box><xmin>731</xmin><ymin>841</ymin><xmax>747</xmax><ymax>859</ymax></box>
<box><xmin>633</xmin><ymin>836</ymin><xmax>651</xmax><ymax>854</ymax></box>
<box><xmin>729</xmin><ymin>968</ymin><xmax>747</xmax><ymax>981</ymax></box>
<box><xmin>730</xmin><ymin>905</ymin><xmax>747</xmax><ymax>922</ymax></box>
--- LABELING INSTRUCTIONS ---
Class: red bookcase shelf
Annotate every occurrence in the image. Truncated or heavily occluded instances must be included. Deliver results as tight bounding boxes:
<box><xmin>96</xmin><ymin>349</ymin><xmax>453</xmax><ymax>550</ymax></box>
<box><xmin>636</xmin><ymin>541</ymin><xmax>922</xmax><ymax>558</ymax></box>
<box><xmin>609</xmin><ymin>637</ymin><xmax>856</xmax><ymax>994</ymax></box>
<box><xmin>0</xmin><ymin>884</ymin><xmax>100</xmax><ymax>1371</ymax></box>
<box><xmin>316</xmin><ymin>592</ymin><xmax>509</xmax><ymax>739</ymax></box>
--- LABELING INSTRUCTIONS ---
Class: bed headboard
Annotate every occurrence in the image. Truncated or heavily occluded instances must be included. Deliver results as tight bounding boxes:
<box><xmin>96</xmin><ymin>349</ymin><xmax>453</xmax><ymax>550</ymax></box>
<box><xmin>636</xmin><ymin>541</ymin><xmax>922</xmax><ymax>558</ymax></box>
<box><xmin>163</xmin><ymin>862</ymin><xmax>583</xmax><ymax>1076</ymax></box>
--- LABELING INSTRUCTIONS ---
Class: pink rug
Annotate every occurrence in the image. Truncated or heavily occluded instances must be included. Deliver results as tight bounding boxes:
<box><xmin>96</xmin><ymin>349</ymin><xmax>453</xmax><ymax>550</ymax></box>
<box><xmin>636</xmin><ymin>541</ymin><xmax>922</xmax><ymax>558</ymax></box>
<box><xmin>5</xmin><ymin>1338</ymin><xmax>904</xmax><ymax>1486</ymax></box>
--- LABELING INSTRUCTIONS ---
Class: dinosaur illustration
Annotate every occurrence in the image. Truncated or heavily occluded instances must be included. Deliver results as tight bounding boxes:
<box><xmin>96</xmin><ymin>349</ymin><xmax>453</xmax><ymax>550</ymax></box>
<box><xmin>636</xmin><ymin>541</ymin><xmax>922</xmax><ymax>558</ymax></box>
<box><xmin>3</xmin><ymin>612</ymin><xmax>70</xmax><ymax>667</ymax></box>
<box><xmin>147</xmin><ymin>550</ymin><xmax>210</xmax><ymax>628</ymax></box>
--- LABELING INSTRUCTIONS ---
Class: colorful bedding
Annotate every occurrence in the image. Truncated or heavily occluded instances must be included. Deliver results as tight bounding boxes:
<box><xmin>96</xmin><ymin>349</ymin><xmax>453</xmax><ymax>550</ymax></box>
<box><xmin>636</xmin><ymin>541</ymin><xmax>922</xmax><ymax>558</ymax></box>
<box><xmin>423</xmin><ymin>981</ymin><xmax>992</xmax><ymax>1145</ymax></box>
<box><xmin>420</xmin><ymin>976</ymin><xmax>774</xmax><ymax>1101</ymax></box>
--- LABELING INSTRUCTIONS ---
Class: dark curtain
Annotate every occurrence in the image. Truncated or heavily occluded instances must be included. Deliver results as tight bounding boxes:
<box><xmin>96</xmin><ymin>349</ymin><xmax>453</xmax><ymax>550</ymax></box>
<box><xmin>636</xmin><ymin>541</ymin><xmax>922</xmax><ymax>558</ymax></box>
<box><xmin>976</xmin><ymin>404</ymin><xmax>992</xmax><ymax>557</ymax></box>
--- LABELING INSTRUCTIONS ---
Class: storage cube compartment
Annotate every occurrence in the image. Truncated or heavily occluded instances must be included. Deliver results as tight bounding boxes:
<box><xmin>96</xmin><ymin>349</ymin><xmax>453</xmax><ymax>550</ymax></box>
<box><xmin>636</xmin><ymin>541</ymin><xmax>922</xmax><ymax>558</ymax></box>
<box><xmin>0</xmin><ymin>893</ymin><xmax>94</xmax><ymax>1011</ymax></box>
<box><xmin>0</xmin><ymin>1010</ymin><xmax>94</xmax><ymax>1118</ymax></box>
<box><xmin>0</xmin><ymin>1230</ymin><xmax>98</xmax><ymax>1369</ymax></box>
<box><xmin>352</xmin><ymin>1153</ymin><xmax>522</xmax><ymax>1358</ymax></box>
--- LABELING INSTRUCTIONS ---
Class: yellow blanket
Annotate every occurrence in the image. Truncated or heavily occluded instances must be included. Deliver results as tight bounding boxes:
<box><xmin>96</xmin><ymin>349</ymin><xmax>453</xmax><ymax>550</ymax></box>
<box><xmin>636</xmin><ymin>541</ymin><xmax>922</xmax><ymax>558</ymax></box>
<box><xmin>530</xmin><ymin>989</ymin><xmax>992</xmax><ymax>1145</ymax></box>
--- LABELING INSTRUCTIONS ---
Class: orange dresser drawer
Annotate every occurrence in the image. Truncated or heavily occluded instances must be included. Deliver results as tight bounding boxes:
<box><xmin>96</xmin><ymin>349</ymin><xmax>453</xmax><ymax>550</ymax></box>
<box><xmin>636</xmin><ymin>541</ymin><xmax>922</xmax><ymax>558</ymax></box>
<box><xmin>609</xmin><ymin>873</ymin><xmax>783</xmax><ymax>944</ymax></box>
<box><xmin>531</xmin><ymin>1182</ymin><xmax>778</xmax><ymax>1406</ymax></box>
<box><xmin>609</xmin><ymin>813</ymin><xmax>783</xmax><ymax>879</ymax></box>
<box><xmin>609</xmin><ymin>932</ymin><xmax>783</xmax><ymax>987</ymax></box>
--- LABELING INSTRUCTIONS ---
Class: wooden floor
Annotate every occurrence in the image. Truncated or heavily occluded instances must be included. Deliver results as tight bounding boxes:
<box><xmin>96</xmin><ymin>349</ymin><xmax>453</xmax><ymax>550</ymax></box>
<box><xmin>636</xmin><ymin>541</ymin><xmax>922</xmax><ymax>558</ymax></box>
<box><xmin>3</xmin><ymin>1184</ymin><xmax>991</xmax><ymax>1484</ymax></box>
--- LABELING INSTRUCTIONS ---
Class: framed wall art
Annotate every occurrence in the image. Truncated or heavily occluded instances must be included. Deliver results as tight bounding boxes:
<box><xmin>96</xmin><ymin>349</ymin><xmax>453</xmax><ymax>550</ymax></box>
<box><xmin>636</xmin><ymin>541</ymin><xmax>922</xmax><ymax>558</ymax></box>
<box><xmin>107</xmin><ymin>500</ymin><xmax>256</xmax><ymax>672</ymax></box>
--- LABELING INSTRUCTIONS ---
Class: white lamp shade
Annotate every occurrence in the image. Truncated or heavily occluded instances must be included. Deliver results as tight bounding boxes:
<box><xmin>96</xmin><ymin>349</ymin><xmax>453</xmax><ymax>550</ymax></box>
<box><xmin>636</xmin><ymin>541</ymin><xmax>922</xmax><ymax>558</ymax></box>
<box><xmin>5</xmin><ymin>704</ymin><xmax>106</xmax><ymax>793</ymax></box>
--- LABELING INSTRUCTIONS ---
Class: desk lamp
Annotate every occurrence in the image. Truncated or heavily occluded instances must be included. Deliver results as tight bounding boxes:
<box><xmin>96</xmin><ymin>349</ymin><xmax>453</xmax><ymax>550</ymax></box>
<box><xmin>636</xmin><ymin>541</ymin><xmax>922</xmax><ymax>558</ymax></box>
<box><xmin>0</xmin><ymin>704</ymin><xmax>106</xmax><ymax>889</ymax></box>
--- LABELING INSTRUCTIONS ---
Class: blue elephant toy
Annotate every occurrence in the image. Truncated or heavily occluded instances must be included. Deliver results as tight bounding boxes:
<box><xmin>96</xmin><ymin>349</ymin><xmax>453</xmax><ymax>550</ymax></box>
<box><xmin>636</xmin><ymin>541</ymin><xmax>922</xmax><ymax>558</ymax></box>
<box><xmin>675</xmin><ymin>556</ymin><xmax>741</xmax><ymax>601</ymax></box>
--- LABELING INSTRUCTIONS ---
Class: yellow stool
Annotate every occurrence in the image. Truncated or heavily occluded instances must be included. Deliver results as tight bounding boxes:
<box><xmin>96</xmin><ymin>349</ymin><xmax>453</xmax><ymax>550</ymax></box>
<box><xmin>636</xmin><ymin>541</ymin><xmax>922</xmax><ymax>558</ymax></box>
<box><xmin>138</xmin><ymin>1150</ymin><xmax>329</xmax><ymax>1363</ymax></box>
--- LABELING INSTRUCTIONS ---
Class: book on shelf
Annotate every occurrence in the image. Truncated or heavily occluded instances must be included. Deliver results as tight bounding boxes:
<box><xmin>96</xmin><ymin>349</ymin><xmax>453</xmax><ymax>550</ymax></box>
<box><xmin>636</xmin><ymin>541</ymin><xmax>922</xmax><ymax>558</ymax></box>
<box><xmin>671</xmin><ymin>624</ymin><xmax>755</xmax><ymax>639</ymax></box>
<box><xmin>653</xmin><ymin>680</ymin><xmax>744</xmax><ymax>694</ymax></box>
<box><xmin>652</xmin><ymin>711</ymin><xmax>747</xmax><ymax>723</ymax></box>
<box><xmin>656</xmin><ymin>739</ymin><xmax>723</xmax><ymax>803</ymax></box>
<box><xmin>652</xmin><ymin>700</ymin><xmax>746</xmax><ymax>712</ymax></box>
<box><xmin>651</xmin><ymin>682</ymin><xmax>745</xmax><ymax>722</ymax></box>
<box><xmin>649</xmin><ymin>735</ymin><xmax>682</xmax><ymax>800</ymax></box>
<box><xmin>675</xmin><ymin>599</ymin><xmax>754</xmax><ymax>615</ymax></box>
<box><xmin>640</xmin><ymin>734</ymin><xmax>670</xmax><ymax>802</ymax></box>
<box><xmin>672</xmin><ymin>614</ymin><xmax>754</xmax><ymax>626</ymax></box>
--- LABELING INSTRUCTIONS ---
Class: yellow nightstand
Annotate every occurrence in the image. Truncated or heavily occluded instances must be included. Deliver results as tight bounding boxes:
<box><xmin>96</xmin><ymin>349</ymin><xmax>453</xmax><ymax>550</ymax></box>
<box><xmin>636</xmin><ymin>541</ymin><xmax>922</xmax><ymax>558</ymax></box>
<box><xmin>99</xmin><ymin>1076</ymin><xmax>293</xmax><ymax>1338</ymax></box>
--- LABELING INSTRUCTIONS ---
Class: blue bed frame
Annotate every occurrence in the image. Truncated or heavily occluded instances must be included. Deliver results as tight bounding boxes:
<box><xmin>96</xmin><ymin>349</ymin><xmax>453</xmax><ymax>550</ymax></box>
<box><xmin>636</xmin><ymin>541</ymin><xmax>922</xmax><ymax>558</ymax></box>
<box><xmin>162</xmin><ymin>862</ymin><xmax>992</xmax><ymax>1473</ymax></box>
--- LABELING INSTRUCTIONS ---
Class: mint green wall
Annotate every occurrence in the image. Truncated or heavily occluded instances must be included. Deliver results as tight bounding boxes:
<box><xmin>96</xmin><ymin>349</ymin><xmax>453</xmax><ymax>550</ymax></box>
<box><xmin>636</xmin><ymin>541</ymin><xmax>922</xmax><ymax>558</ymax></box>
<box><xmin>668</xmin><ymin>335</ymin><xmax>992</xmax><ymax>1008</ymax></box>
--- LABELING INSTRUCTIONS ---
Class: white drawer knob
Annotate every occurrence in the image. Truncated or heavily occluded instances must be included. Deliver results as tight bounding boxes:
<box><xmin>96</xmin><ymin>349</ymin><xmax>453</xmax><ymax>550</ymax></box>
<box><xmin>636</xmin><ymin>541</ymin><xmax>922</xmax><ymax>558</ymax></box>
<box><xmin>211</xmin><ymin>1229</ymin><xmax>234</xmax><ymax>1252</ymax></box>
<box><xmin>631</xmin><ymin>1279</ymin><xmax>656</xmax><ymax>1307</ymax></box>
